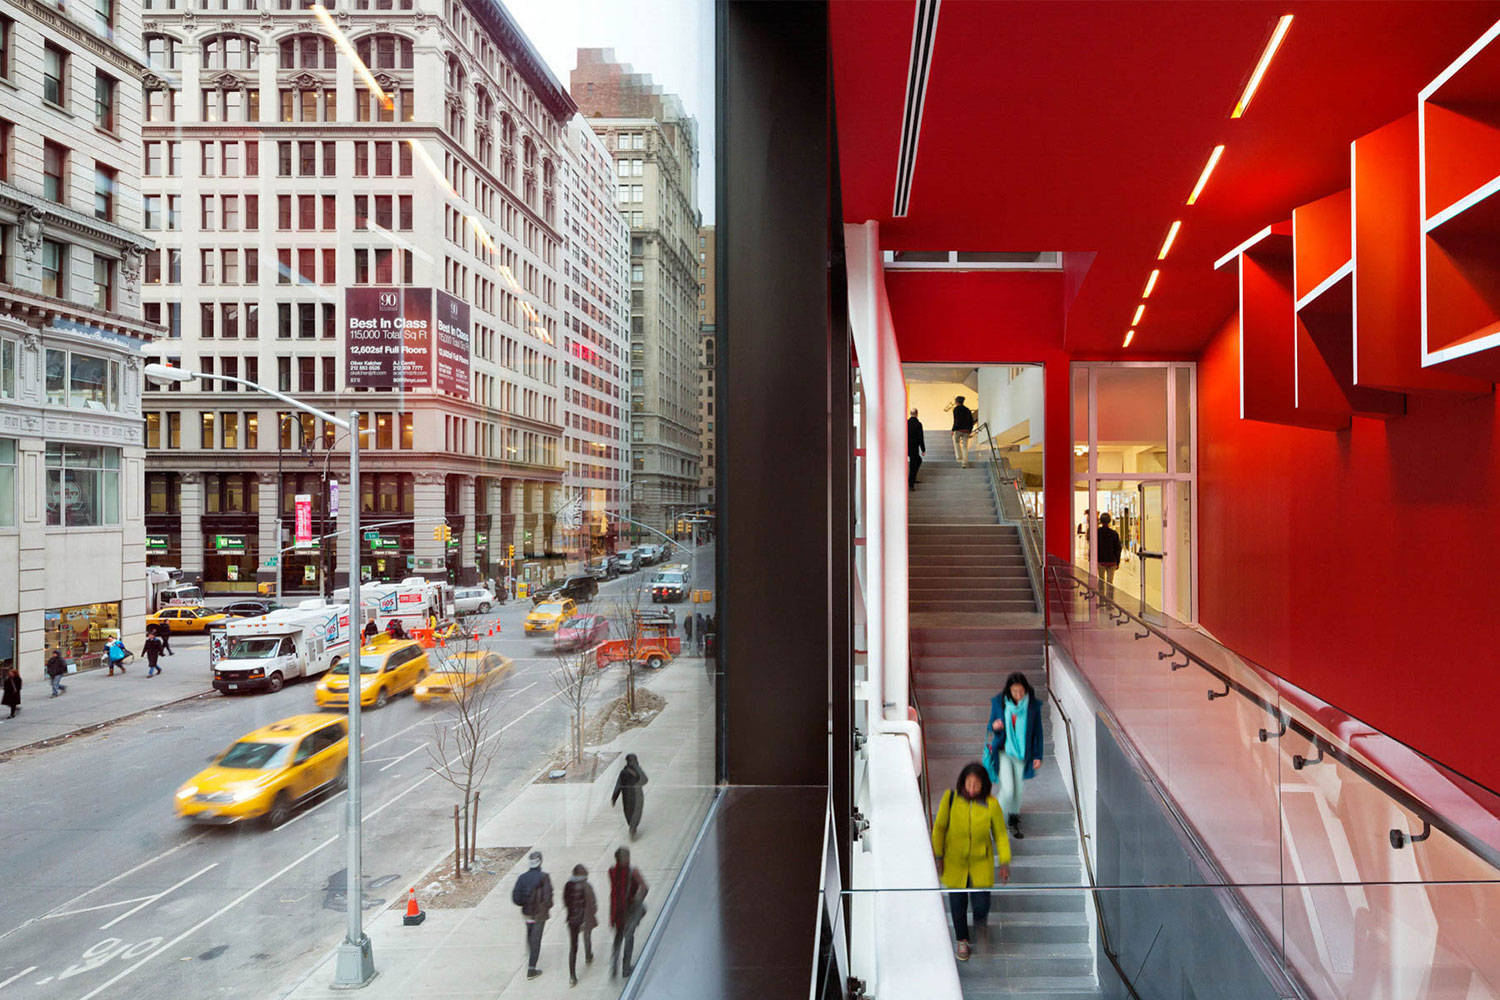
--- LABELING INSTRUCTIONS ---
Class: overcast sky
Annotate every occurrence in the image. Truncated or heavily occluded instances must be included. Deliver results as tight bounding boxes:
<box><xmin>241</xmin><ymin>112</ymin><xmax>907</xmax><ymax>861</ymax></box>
<box><xmin>505</xmin><ymin>0</ymin><xmax>716</xmax><ymax>222</ymax></box>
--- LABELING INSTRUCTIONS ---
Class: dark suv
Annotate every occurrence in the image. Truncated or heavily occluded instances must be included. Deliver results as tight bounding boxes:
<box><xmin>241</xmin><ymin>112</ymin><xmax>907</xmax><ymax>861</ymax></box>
<box><xmin>531</xmin><ymin>575</ymin><xmax>599</xmax><ymax>606</ymax></box>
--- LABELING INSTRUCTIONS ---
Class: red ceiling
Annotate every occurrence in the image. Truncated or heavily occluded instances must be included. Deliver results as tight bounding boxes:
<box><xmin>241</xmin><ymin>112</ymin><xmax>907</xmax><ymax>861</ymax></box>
<box><xmin>830</xmin><ymin>1</ymin><xmax>1500</xmax><ymax>355</ymax></box>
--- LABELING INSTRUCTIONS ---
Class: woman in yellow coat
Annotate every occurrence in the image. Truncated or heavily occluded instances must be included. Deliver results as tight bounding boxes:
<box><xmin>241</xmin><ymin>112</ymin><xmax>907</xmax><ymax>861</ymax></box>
<box><xmin>931</xmin><ymin>761</ymin><xmax>1012</xmax><ymax>961</ymax></box>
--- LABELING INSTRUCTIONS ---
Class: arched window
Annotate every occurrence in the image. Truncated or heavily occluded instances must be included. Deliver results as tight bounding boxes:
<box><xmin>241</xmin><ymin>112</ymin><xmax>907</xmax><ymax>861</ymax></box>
<box><xmin>202</xmin><ymin>33</ymin><xmax>259</xmax><ymax>71</ymax></box>
<box><xmin>355</xmin><ymin>33</ymin><xmax>413</xmax><ymax>70</ymax></box>
<box><xmin>445</xmin><ymin>55</ymin><xmax>465</xmax><ymax>89</ymax></box>
<box><xmin>523</xmin><ymin>137</ymin><xmax>536</xmax><ymax>169</ymax></box>
<box><xmin>279</xmin><ymin>33</ymin><xmax>337</xmax><ymax>70</ymax></box>
<box><xmin>500</xmin><ymin>113</ymin><xmax>515</xmax><ymax>147</ymax></box>
<box><xmin>145</xmin><ymin>33</ymin><xmax>179</xmax><ymax>70</ymax></box>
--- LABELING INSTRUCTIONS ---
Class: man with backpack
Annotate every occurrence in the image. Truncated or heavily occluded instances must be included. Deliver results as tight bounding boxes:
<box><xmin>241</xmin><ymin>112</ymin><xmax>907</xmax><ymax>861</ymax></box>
<box><xmin>947</xmin><ymin>395</ymin><xmax>976</xmax><ymax>468</ymax></box>
<box><xmin>512</xmin><ymin>850</ymin><xmax>553</xmax><ymax>980</ymax></box>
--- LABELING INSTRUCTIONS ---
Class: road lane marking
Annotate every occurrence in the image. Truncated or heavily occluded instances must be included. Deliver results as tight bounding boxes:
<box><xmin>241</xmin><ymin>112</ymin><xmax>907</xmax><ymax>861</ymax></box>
<box><xmin>0</xmin><ymin>832</ymin><xmax>209</xmax><ymax>945</ymax></box>
<box><xmin>377</xmin><ymin>744</ymin><xmax>425</xmax><ymax>773</ymax></box>
<box><xmin>78</xmin><ymin>685</ymin><xmax>572</xmax><ymax>998</ymax></box>
<box><xmin>0</xmin><ymin>966</ymin><xmax>37</xmax><ymax>991</ymax></box>
<box><xmin>100</xmin><ymin>864</ymin><xmax>219</xmax><ymax>931</ymax></box>
<box><xmin>43</xmin><ymin>896</ymin><xmax>156</xmax><ymax>920</ymax></box>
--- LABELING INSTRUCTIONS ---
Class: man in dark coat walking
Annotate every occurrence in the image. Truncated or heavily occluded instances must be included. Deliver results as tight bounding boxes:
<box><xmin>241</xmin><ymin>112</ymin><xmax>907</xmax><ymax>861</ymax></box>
<box><xmin>45</xmin><ymin>649</ymin><xmax>68</xmax><ymax>697</ymax></box>
<box><xmin>562</xmin><ymin>863</ymin><xmax>599</xmax><ymax>986</ymax></box>
<box><xmin>684</xmin><ymin>614</ymin><xmax>694</xmax><ymax>646</ymax></box>
<box><xmin>2</xmin><ymin>666</ymin><xmax>21</xmax><ymax>718</ymax></box>
<box><xmin>908</xmin><ymin>408</ymin><xmax>926</xmax><ymax>489</ymax></box>
<box><xmin>1097</xmin><ymin>512</ymin><xmax>1123</xmax><ymax>588</ymax></box>
<box><xmin>143</xmin><ymin>632</ymin><xmax>165</xmax><ymax>677</ymax></box>
<box><xmin>948</xmin><ymin>395</ymin><xmax>976</xmax><ymax>467</ymax></box>
<box><xmin>610</xmin><ymin>754</ymin><xmax>648</xmax><ymax>839</ymax></box>
<box><xmin>512</xmin><ymin>850</ymin><xmax>553</xmax><ymax>979</ymax></box>
<box><xmin>608</xmin><ymin>847</ymin><xmax>648</xmax><ymax>978</ymax></box>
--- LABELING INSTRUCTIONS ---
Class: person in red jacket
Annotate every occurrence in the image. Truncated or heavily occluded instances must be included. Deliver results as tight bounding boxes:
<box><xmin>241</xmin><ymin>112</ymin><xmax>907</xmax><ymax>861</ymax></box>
<box><xmin>608</xmin><ymin>846</ymin><xmax>648</xmax><ymax>978</ymax></box>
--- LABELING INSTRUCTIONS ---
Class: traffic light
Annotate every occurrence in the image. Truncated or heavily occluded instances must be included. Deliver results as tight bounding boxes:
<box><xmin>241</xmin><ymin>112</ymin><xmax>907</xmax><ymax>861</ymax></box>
<box><xmin>432</xmin><ymin>524</ymin><xmax>452</xmax><ymax>542</ymax></box>
<box><xmin>507</xmin><ymin>544</ymin><xmax>515</xmax><ymax>558</ymax></box>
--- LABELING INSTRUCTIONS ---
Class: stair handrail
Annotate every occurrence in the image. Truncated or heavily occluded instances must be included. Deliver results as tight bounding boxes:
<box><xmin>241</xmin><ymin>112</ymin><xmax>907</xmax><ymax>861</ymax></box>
<box><xmin>974</xmin><ymin>421</ymin><xmax>1046</xmax><ymax>597</ymax></box>
<box><xmin>1051</xmin><ymin>557</ymin><xmax>1500</xmax><ymax>875</ymax></box>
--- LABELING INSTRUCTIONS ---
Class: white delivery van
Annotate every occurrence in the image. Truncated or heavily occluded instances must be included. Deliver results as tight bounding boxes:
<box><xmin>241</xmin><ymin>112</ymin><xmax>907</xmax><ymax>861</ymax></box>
<box><xmin>147</xmin><ymin>566</ymin><xmax>202</xmax><ymax>612</ymax></box>
<box><xmin>334</xmin><ymin>578</ymin><xmax>454</xmax><ymax>632</ymax></box>
<box><xmin>211</xmin><ymin>600</ymin><xmax>357</xmax><ymax>694</ymax></box>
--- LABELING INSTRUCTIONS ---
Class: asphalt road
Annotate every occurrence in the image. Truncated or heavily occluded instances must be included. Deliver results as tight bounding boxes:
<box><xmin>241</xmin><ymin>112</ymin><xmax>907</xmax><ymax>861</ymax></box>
<box><xmin>0</xmin><ymin>543</ymin><xmax>714</xmax><ymax>999</ymax></box>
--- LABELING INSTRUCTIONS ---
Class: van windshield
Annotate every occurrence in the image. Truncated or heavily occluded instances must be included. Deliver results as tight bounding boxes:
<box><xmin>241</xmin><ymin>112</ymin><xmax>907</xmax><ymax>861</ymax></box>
<box><xmin>226</xmin><ymin>638</ymin><xmax>285</xmax><ymax>659</ymax></box>
<box><xmin>218</xmin><ymin>741</ymin><xmax>291</xmax><ymax>769</ymax></box>
<box><xmin>655</xmin><ymin>573</ymin><xmax>685</xmax><ymax>585</ymax></box>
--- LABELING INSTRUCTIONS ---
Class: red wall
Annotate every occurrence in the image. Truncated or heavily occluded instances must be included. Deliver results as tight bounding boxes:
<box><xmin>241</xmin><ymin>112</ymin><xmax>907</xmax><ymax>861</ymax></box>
<box><xmin>1198</xmin><ymin>315</ymin><xmax>1500</xmax><ymax>790</ymax></box>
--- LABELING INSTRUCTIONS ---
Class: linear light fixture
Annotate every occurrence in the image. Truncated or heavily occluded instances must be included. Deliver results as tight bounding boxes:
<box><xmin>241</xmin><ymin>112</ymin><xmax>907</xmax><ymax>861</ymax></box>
<box><xmin>1186</xmin><ymin>145</ymin><xmax>1226</xmax><ymax>205</ymax></box>
<box><xmin>1158</xmin><ymin>220</ymin><xmax>1182</xmax><ymax>260</ymax></box>
<box><xmin>1131</xmin><ymin>304</ymin><xmax>1146</xmax><ymax>327</ymax></box>
<box><xmin>1123</xmin><ymin>329</ymin><xmax>1136</xmax><ymax>348</ymax></box>
<box><xmin>1143</xmin><ymin>269</ymin><xmax>1160</xmax><ymax>298</ymax></box>
<box><xmin>1232</xmin><ymin>15</ymin><xmax>1294</xmax><ymax>119</ymax></box>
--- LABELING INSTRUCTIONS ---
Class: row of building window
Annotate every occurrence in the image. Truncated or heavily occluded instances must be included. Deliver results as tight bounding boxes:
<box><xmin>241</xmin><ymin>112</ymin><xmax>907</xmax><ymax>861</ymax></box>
<box><xmin>145</xmin><ymin>410</ymin><xmax>415</xmax><ymax>452</ymax></box>
<box><xmin>141</xmin><ymin>139</ymin><xmax>414</xmax><ymax>179</ymax></box>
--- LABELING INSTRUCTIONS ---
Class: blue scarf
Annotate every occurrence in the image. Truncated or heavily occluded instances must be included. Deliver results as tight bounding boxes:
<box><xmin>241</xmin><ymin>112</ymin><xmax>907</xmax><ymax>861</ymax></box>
<box><xmin>1003</xmin><ymin>694</ymin><xmax>1029</xmax><ymax>761</ymax></box>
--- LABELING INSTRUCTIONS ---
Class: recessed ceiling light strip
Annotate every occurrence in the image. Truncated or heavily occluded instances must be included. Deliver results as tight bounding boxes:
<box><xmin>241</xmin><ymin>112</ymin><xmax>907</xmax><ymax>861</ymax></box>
<box><xmin>893</xmin><ymin>0</ymin><xmax>942</xmax><ymax>218</ymax></box>
<box><xmin>1232</xmin><ymin>14</ymin><xmax>1294</xmax><ymax>119</ymax></box>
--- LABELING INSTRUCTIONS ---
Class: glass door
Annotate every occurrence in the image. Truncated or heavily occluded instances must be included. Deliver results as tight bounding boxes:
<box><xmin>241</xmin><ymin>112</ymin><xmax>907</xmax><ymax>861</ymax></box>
<box><xmin>1072</xmin><ymin>363</ymin><xmax>1196</xmax><ymax>622</ymax></box>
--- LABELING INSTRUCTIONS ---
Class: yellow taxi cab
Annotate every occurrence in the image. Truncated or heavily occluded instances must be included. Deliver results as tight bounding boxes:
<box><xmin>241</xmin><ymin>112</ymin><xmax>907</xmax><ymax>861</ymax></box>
<box><xmin>414</xmin><ymin>650</ymin><xmax>514</xmax><ymax>706</ymax></box>
<box><xmin>314</xmin><ymin>636</ymin><xmax>429</xmax><ymax>709</ymax></box>
<box><xmin>147</xmin><ymin>605</ymin><xmax>230</xmax><ymax>634</ymax></box>
<box><xmin>174</xmin><ymin>714</ymin><xmax>347</xmax><ymax>826</ymax></box>
<box><xmin>524</xmin><ymin>598</ymin><xmax>577</xmax><ymax>635</ymax></box>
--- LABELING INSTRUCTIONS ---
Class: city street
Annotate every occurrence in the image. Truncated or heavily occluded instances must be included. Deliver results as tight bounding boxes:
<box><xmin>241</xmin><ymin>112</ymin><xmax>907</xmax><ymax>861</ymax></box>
<box><xmin>0</xmin><ymin>543</ymin><xmax>714</xmax><ymax>999</ymax></box>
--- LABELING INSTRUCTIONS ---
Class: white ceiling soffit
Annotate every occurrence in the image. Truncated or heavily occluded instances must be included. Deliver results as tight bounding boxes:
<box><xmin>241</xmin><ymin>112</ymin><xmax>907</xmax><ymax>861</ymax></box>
<box><xmin>893</xmin><ymin>0</ymin><xmax>941</xmax><ymax>218</ymax></box>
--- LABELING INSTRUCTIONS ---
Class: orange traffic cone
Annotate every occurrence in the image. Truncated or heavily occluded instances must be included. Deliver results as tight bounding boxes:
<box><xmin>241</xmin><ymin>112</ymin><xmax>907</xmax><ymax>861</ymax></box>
<box><xmin>403</xmin><ymin>887</ymin><xmax>426</xmax><ymax>926</ymax></box>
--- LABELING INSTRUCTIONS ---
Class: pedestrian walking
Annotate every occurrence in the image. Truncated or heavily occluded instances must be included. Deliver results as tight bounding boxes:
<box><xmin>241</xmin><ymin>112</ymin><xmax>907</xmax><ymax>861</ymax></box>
<box><xmin>45</xmin><ymin>649</ymin><xmax>68</xmax><ymax>697</ymax></box>
<box><xmin>946</xmin><ymin>395</ymin><xmax>976</xmax><ymax>467</ymax></box>
<box><xmin>931</xmin><ymin>762</ymin><xmax>1011</xmax><ymax>962</ymax></box>
<box><xmin>143</xmin><ymin>632</ymin><xmax>164</xmax><ymax>677</ymax></box>
<box><xmin>1</xmin><ymin>666</ymin><xmax>21</xmax><ymax>718</ymax></box>
<box><xmin>908</xmin><ymin>408</ymin><xmax>926</xmax><ymax>489</ymax></box>
<box><xmin>511</xmin><ymin>850</ymin><xmax>553</xmax><ymax>980</ymax></box>
<box><xmin>611</xmin><ymin>753</ymin><xmax>648</xmax><ymax>839</ymax></box>
<box><xmin>105</xmin><ymin>637</ymin><xmax>130</xmax><ymax>676</ymax></box>
<box><xmin>684</xmin><ymin>614</ymin><xmax>694</xmax><ymax>646</ymax></box>
<box><xmin>608</xmin><ymin>847</ymin><xmax>648</xmax><ymax>978</ymax></box>
<box><xmin>1096</xmin><ymin>511</ymin><xmax>1122</xmax><ymax>587</ymax></box>
<box><xmin>362</xmin><ymin>618</ymin><xmax>378</xmax><ymax>643</ymax></box>
<box><xmin>563</xmin><ymin>863</ymin><xmax>599</xmax><ymax>986</ymax></box>
<box><xmin>153</xmin><ymin>622</ymin><xmax>174</xmax><ymax>656</ymax></box>
<box><xmin>985</xmin><ymin>672</ymin><xmax>1044</xmax><ymax>840</ymax></box>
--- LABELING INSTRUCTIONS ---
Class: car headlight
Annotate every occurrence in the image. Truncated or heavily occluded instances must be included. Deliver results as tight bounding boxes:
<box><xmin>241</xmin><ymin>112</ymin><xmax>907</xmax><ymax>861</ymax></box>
<box><xmin>230</xmin><ymin>787</ymin><xmax>261</xmax><ymax>803</ymax></box>
<box><xmin>177</xmin><ymin>785</ymin><xmax>198</xmax><ymax>798</ymax></box>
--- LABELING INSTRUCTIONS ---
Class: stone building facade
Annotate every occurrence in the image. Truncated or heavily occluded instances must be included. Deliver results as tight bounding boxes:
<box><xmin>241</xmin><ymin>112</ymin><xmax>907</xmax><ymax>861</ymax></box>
<box><xmin>0</xmin><ymin>0</ymin><xmax>158</xmax><ymax>669</ymax></box>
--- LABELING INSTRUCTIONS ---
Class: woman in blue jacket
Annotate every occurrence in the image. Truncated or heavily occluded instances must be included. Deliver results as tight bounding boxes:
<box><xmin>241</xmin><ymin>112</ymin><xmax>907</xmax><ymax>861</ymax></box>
<box><xmin>985</xmin><ymin>671</ymin><xmax>1044</xmax><ymax>839</ymax></box>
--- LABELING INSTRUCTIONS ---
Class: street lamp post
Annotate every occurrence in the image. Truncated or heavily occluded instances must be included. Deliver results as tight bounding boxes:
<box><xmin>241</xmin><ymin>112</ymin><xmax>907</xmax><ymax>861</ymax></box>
<box><xmin>143</xmin><ymin>365</ymin><xmax>375</xmax><ymax>988</ymax></box>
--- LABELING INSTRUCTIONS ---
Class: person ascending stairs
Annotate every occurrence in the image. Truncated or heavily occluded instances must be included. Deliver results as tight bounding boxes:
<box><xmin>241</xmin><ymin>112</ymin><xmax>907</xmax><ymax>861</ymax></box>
<box><xmin>985</xmin><ymin>671</ymin><xmax>1045</xmax><ymax>840</ymax></box>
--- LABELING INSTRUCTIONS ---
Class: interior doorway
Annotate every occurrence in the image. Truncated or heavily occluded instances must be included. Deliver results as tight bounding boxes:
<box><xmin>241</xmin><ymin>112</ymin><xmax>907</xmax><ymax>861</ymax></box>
<box><xmin>1071</xmin><ymin>363</ymin><xmax>1196</xmax><ymax>622</ymax></box>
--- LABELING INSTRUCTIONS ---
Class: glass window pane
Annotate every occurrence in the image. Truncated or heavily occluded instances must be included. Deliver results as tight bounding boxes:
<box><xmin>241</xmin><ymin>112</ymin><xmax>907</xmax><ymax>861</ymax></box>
<box><xmin>1094</xmin><ymin>366</ymin><xmax>1168</xmax><ymax>475</ymax></box>
<box><xmin>1175</xmin><ymin>365</ymin><xmax>1192</xmax><ymax>474</ymax></box>
<box><xmin>70</xmin><ymin>354</ymin><xmax>108</xmax><ymax>408</ymax></box>
<box><xmin>46</xmin><ymin>350</ymin><xmax>67</xmax><ymax>405</ymax></box>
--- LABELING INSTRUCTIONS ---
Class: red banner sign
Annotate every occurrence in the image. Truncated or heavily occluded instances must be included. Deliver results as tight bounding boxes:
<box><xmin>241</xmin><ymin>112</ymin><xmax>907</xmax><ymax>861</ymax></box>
<box><xmin>294</xmin><ymin>494</ymin><xmax>313</xmax><ymax>550</ymax></box>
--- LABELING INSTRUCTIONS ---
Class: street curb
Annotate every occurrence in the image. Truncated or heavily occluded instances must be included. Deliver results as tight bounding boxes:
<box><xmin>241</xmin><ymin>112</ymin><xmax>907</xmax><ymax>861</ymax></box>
<box><xmin>0</xmin><ymin>688</ymin><xmax>219</xmax><ymax>761</ymax></box>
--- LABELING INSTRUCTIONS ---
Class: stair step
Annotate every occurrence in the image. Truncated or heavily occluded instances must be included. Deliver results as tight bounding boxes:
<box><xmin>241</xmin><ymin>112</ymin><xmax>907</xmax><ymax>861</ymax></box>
<box><xmin>959</xmin><ymin>975</ymin><xmax>1102</xmax><ymax>999</ymax></box>
<box><xmin>987</xmin><ymin>890</ymin><xmax>1088</xmax><ymax>915</ymax></box>
<box><xmin>1008</xmin><ymin>860</ymin><xmax>1084</xmax><ymax>884</ymax></box>
<box><xmin>910</xmin><ymin>583</ymin><xmax>1034</xmax><ymax>595</ymax></box>
<box><xmin>911</xmin><ymin>601</ymin><xmax>1038</xmax><ymax>613</ymax></box>
<box><xmin>969</xmin><ymin>944</ymin><xmax>1094</xmax><ymax>979</ymax></box>
<box><xmin>989</xmin><ymin>914</ymin><xmax>1091</xmax><ymax>945</ymax></box>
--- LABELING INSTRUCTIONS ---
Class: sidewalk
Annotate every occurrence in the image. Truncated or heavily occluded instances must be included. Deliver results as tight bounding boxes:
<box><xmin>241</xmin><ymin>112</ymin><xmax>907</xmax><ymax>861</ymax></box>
<box><xmin>285</xmin><ymin>655</ymin><xmax>717</xmax><ymax>999</ymax></box>
<box><xmin>0</xmin><ymin>638</ymin><xmax>213</xmax><ymax>755</ymax></box>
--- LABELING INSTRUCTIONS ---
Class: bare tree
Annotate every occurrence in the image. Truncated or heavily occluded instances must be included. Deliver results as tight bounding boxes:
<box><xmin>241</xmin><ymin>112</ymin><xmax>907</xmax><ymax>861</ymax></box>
<box><xmin>602</xmin><ymin>585</ymin><xmax>650</xmax><ymax>716</ymax></box>
<box><xmin>426</xmin><ymin>624</ymin><xmax>506</xmax><ymax>873</ymax></box>
<box><xmin>552</xmin><ymin>643</ymin><xmax>602</xmax><ymax>774</ymax></box>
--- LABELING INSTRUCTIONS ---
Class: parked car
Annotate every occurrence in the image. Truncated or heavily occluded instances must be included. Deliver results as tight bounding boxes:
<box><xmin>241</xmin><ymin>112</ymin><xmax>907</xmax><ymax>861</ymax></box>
<box><xmin>414</xmin><ymin>651</ymin><xmax>514</xmax><ymax>706</ymax></box>
<box><xmin>637</xmin><ymin>545</ymin><xmax>661</xmax><ymax>567</ymax></box>
<box><xmin>314</xmin><ymin>637</ymin><xmax>429</xmax><ymax>710</ymax></box>
<box><xmin>530</xmin><ymin>575</ymin><xmax>599</xmax><ymax>606</ymax></box>
<box><xmin>586</xmin><ymin>557</ymin><xmax>619</xmax><ymax>581</ymax></box>
<box><xmin>525</xmin><ymin>599</ymin><xmax>578</xmax><ymax>635</ymax></box>
<box><xmin>219</xmin><ymin>599</ymin><xmax>285</xmax><ymax>619</ymax></box>
<box><xmin>146</xmin><ymin>605</ymin><xmax>231</xmax><ymax>634</ymax></box>
<box><xmin>175</xmin><ymin>714</ymin><xmax>347</xmax><ymax>826</ymax></box>
<box><xmin>615</xmin><ymin>549</ymin><xmax>641</xmax><ymax>573</ymax></box>
<box><xmin>453</xmin><ymin>587</ymin><xmax>496</xmax><ymax>616</ymax></box>
<box><xmin>553</xmin><ymin>614</ymin><xmax>611</xmax><ymax>652</ymax></box>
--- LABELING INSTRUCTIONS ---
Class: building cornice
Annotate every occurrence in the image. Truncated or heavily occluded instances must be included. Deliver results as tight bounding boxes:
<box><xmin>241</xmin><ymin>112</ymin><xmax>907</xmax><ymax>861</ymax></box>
<box><xmin>0</xmin><ymin>283</ymin><xmax>162</xmax><ymax>343</ymax></box>
<box><xmin>0</xmin><ymin>186</ymin><xmax>155</xmax><ymax>255</ymax></box>
<box><xmin>22</xmin><ymin>0</ymin><xmax>151</xmax><ymax>77</ymax></box>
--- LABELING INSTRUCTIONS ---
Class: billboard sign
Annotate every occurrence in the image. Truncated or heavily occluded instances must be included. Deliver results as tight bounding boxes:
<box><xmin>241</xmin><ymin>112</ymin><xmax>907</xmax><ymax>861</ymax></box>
<box><xmin>329</xmin><ymin>479</ymin><xmax>339</xmax><ymax>518</ymax></box>
<box><xmin>294</xmin><ymin>494</ymin><xmax>313</xmax><ymax>549</ymax></box>
<box><xmin>345</xmin><ymin>288</ymin><xmax>433</xmax><ymax>389</ymax></box>
<box><xmin>433</xmin><ymin>290</ymin><xmax>471</xmax><ymax>399</ymax></box>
